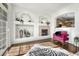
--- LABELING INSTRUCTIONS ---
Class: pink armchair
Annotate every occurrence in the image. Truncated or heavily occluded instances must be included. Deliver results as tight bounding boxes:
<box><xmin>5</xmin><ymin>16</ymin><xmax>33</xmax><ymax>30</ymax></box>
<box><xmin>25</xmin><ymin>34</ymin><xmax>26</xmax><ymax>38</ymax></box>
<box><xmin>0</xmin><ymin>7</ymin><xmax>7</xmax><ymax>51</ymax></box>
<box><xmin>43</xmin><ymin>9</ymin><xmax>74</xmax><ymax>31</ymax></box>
<box><xmin>52</xmin><ymin>31</ymin><xmax>69</xmax><ymax>43</ymax></box>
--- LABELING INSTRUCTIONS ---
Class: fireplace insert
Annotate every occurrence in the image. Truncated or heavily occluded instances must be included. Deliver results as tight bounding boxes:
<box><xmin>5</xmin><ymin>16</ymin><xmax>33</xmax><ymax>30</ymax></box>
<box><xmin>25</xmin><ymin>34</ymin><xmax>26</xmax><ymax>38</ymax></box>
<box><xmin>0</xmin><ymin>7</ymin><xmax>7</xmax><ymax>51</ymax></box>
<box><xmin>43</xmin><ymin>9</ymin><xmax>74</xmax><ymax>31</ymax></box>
<box><xmin>41</xmin><ymin>29</ymin><xmax>48</xmax><ymax>36</ymax></box>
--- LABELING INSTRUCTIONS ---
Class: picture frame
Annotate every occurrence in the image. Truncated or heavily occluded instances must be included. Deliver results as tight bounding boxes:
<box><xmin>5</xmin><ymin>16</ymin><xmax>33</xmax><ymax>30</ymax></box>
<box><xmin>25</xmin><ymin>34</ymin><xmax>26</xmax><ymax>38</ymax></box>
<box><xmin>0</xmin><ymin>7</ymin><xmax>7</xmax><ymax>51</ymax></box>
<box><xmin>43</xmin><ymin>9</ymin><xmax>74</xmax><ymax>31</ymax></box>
<box><xmin>56</xmin><ymin>12</ymin><xmax>75</xmax><ymax>28</ymax></box>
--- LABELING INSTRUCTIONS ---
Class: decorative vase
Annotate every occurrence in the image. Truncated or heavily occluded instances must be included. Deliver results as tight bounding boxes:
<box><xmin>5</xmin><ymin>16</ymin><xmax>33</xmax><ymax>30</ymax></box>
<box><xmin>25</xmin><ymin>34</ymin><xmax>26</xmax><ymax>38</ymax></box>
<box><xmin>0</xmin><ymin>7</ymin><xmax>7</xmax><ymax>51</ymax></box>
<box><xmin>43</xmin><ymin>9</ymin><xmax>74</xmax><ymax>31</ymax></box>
<box><xmin>46</xmin><ymin>22</ymin><xmax>50</xmax><ymax>25</ymax></box>
<box><xmin>28</xmin><ymin>20</ymin><xmax>32</xmax><ymax>22</ymax></box>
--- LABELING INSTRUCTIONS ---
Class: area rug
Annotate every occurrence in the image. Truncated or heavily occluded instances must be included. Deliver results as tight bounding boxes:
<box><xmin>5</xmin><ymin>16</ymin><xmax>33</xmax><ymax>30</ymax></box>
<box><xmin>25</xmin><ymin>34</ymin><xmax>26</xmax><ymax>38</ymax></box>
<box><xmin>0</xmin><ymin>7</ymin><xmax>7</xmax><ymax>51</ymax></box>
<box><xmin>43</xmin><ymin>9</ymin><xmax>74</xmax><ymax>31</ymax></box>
<box><xmin>24</xmin><ymin>44</ymin><xmax>75</xmax><ymax>56</ymax></box>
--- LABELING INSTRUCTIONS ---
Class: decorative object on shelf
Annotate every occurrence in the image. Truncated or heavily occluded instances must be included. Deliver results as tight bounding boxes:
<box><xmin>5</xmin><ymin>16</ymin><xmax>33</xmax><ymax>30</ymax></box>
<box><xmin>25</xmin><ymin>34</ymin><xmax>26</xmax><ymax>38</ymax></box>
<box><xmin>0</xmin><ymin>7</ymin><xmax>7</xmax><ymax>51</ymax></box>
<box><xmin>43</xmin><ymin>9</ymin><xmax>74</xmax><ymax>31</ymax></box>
<box><xmin>46</xmin><ymin>21</ymin><xmax>50</xmax><ymax>25</ymax></box>
<box><xmin>15</xmin><ymin>25</ymin><xmax>34</xmax><ymax>39</ymax></box>
<box><xmin>26</xmin><ymin>31</ymin><xmax>31</xmax><ymax>37</ymax></box>
<box><xmin>16</xmin><ymin>13</ymin><xmax>33</xmax><ymax>24</ymax></box>
<box><xmin>20</xmin><ymin>13</ymin><xmax>33</xmax><ymax>23</ymax></box>
<box><xmin>24</xmin><ymin>29</ymin><xmax>30</xmax><ymax>37</ymax></box>
<box><xmin>16</xmin><ymin>17</ymin><xmax>20</xmax><ymax>21</ymax></box>
<box><xmin>28</xmin><ymin>20</ymin><xmax>32</xmax><ymax>22</ymax></box>
<box><xmin>56</xmin><ymin>12</ymin><xmax>75</xmax><ymax>28</ymax></box>
<box><xmin>16</xmin><ymin>17</ymin><xmax>24</xmax><ymax>24</ymax></box>
<box><xmin>41</xmin><ymin>21</ymin><xmax>43</xmax><ymax>24</ymax></box>
<box><xmin>39</xmin><ymin>16</ymin><xmax>49</xmax><ymax>24</ymax></box>
<box><xmin>20</xmin><ymin>19</ymin><xmax>24</xmax><ymax>23</ymax></box>
<box><xmin>19</xmin><ymin>29</ymin><xmax>24</xmax><ymax>38</ymax></box>
<box><xmin>24</xmin><ymin>29</ymin><xmax>27</xmax><ymax>37</ymax></box>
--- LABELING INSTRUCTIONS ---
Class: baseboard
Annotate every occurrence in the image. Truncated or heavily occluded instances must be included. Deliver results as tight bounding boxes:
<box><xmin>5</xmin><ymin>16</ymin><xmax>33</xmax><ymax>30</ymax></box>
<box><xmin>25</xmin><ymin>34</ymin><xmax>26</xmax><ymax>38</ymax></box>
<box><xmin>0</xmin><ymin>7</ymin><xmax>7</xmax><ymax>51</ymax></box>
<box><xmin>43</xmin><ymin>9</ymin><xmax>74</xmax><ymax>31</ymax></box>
<box><xmin>12</xmin><ymin>38</ymin><xmax>51</xmax><ymax>46</ymax></box>
<box><xmin>13</xmin><ymin>36</ymin><xmax>51</xmax><ymax>44</ymax></box>
<box><xmin>12</xmin><ymin>38</ymin><xmax>51</xmax><ymax>45</ymax></box>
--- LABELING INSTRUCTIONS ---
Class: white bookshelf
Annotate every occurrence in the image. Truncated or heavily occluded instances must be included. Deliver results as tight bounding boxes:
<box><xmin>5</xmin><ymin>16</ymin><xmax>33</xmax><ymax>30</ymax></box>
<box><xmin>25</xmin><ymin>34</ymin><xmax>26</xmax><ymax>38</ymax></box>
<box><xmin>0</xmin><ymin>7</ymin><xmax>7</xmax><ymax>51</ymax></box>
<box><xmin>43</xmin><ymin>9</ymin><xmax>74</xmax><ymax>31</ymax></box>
<box><xmin>15</xmin><ymin>19</ymin><xmax>34</xmax><ymax>41</ymax></box>
<box><xmin>39</xmin><ymin>16</ymin><xmax>50</xmax><ymax>37</ymax></box>
<box><xmin>0</xmin><ymin>3</ymin><xmax>8</xmax><ymax>55</ymax></box>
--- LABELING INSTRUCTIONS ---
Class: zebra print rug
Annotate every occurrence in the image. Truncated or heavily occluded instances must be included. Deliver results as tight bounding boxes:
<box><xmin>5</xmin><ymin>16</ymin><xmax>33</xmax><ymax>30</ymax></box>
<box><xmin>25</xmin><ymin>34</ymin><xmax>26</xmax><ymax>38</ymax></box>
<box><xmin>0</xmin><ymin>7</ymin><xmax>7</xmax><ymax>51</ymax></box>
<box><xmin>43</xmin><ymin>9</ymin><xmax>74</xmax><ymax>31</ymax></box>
<box><xmin>26</xmin><ymin>44</ymin><xmax>69</xmax><ymax>56</ymax></box>
<box><xmin>28</xmin><ymin>47</ymin><xmax>68</xmax><ymax>56</ymax></box>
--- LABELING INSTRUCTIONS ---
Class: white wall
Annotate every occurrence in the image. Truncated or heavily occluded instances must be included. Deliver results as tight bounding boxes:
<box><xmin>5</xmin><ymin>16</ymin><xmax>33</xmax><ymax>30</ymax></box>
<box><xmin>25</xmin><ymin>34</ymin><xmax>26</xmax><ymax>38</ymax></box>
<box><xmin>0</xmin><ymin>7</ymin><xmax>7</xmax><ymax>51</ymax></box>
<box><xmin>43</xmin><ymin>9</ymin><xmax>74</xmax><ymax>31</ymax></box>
<box><xmin>8</xmin><ymin>4</ymin><xmax>15</xmax><ymax>45</ymax></box>
<box><xmin>12</xmin><ymin>5</ymin><xmax>51</xmax><ymax>44</ymax></box>
<box><xmin>9</xmin><ymin>4</ymin><xmax>79</xmax><ymax>45</ymax></box>
<box><xmin>50</xmin><ymin>4</ymin><xmax>79</xmax><ymax>46</ymax></box>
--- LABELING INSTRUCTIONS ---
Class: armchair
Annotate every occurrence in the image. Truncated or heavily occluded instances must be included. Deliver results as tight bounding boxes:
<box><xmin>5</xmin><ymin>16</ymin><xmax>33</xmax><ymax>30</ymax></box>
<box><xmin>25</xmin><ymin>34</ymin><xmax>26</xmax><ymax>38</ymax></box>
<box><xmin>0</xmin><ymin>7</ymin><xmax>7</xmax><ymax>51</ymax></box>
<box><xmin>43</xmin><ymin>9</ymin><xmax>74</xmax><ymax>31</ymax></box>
<box><xmin>52</xmin><ymin>31</ymin><xmax>69</xmax><ymax>43</ymax></box>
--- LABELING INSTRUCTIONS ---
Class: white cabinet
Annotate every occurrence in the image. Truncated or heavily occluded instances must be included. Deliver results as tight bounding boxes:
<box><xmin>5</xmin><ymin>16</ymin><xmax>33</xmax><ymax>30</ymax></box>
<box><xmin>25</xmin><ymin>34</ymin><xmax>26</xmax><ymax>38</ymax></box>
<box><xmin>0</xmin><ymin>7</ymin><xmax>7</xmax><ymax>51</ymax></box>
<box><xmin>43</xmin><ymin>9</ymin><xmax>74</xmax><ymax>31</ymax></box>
<box><xmin>15</xmin><ymin>23</ymin><xmax>34</xmax><ymax>39</ymax></box>
<box><xmin>0</xmin><ymin>3</ymin><xmax>8</xmax><ymax>55</ymax></box>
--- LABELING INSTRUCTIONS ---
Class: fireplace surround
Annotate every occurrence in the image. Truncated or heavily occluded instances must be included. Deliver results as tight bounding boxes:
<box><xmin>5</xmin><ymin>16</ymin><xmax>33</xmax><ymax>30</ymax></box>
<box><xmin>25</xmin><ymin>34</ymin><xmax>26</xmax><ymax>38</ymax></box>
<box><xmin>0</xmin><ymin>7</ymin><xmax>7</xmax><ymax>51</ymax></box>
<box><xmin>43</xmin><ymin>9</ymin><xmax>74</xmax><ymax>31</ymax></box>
<box><xmin>39</xmin><ymin>26</ymin><xmax>50</xmax><ymax>36</ymax></box>
<box><xmin>41</xmin><ymin>29</ymin><xmax>48</xmax><ymax>36</ymax></box>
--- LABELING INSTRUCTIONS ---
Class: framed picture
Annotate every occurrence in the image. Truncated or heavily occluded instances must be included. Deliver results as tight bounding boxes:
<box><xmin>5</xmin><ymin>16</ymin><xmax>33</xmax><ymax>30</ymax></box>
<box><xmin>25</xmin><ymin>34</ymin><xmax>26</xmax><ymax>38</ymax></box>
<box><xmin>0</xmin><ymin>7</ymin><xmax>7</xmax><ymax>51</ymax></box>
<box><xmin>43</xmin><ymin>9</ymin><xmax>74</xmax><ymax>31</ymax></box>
<box><xmin>56</xmin><ymin>12</ymin><xmax>75</xmax><ymax>28</ymax></box>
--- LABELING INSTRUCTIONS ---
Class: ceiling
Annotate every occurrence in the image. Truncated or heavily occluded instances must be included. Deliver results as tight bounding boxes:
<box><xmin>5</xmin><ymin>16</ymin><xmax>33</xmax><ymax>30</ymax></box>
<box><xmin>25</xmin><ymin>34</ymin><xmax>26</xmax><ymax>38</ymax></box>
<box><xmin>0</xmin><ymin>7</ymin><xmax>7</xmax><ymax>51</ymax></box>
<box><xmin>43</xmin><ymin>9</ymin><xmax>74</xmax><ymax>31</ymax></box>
<box><xmin>14</xmin><ymin>3</ymin><xmax>71</xmax><ymax>15</ymax></box>
<box><xmin>58</xmin><ymin>12</ymin><xmax>75</xmax><ymax>19</ymax></box>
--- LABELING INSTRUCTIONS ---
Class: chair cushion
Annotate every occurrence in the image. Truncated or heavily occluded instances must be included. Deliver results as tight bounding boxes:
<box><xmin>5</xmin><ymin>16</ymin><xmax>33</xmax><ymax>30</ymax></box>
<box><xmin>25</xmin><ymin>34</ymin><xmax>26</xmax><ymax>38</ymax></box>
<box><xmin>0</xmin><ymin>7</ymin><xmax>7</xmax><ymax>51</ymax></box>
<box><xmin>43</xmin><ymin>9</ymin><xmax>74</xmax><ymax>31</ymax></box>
<box><xmin>55</xmin><ymin>31</ymin><xmax>61</xmax><ymax>36</ymax></box>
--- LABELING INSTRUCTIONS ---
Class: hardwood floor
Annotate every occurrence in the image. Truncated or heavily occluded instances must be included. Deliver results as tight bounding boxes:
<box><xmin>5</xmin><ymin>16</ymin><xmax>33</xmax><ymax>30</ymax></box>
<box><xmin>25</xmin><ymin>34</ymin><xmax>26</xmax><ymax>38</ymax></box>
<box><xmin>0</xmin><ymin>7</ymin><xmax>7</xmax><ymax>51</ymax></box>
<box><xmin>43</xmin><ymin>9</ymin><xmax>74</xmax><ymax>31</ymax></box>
<box><xmin>3</xmin><ymin>39</ymin><xmax>57</xmax><ymax>56</ymax></box>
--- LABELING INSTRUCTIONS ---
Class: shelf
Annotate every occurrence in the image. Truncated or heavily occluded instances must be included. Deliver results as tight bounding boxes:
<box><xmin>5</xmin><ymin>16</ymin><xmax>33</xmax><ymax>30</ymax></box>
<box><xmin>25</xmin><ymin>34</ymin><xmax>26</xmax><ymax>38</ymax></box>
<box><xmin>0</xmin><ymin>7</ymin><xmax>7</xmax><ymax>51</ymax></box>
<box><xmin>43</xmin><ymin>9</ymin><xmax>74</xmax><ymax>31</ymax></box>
<box><xmin>15</xmin><ymin>21</ymin><xmax>35</xmax><ymax>26</ymax></box>
<box><xmin>15</xmin><ymin>21</ymin><xmax>50</xmax><ymax>26</ymax></box>
<box><xmin>16</xmin><ymin>36</ymin><xmax>34</xmax><ymax>39</ymax></box>
<box><xmin>39</xmin><ymin>23</ymin><xmax>50</xmax><ymax>26</ymax></box>
<box><xmin>15</xmin><ymin>22</ymin><xmax>34</xmax><ymax>39</ymax></box>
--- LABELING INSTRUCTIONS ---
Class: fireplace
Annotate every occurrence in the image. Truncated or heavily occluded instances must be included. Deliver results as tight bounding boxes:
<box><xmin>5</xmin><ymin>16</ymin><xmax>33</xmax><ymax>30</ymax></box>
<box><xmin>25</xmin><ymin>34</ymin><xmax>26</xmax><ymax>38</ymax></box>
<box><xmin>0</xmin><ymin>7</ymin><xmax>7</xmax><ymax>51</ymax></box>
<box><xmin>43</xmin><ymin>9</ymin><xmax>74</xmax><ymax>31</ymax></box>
<box><xmin>39</xmin><ymin>26</ymin><xmax>50</xmax><ymax>36</ymax></box>
<box><xmin>41</xmin><ymin>29</ymin><xmax>48</xmax><ymax>36</ymax></box>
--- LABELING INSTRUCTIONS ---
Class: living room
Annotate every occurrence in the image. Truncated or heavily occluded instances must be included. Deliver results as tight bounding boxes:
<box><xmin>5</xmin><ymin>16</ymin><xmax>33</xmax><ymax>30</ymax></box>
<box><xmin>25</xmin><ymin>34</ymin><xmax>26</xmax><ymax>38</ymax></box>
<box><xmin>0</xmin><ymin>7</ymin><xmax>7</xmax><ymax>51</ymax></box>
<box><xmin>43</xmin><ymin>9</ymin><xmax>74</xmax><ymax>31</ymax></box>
<box><xmin>0</xmin><ymin>3</ymin><xmax>79</xmax><ymax>56</ymax></box>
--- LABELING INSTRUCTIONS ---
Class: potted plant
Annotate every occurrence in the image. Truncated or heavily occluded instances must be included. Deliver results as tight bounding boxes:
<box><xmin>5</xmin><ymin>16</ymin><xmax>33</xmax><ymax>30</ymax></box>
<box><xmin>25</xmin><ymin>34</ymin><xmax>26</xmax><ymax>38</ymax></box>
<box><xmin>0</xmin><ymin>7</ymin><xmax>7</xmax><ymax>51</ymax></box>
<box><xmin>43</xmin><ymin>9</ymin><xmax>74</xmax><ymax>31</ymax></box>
<box><xmin>74</xmin><ymin>36</ymin><xmax>79</xmax><ymax>52</ymax></box>
<box><xmin>74</xmin><ymin>37</ymin><xmax>79</xmax><ymax>43</ymax></box>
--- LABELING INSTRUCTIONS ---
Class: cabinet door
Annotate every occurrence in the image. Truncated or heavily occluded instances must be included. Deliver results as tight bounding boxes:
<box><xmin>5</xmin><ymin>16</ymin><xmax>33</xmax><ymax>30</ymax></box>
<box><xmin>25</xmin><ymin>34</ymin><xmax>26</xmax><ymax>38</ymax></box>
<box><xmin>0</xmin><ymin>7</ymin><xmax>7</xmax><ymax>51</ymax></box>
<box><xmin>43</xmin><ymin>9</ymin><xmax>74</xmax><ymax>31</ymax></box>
<box><xmin>0</xmin><ymin>3</ymin><xmax>8</xmax><ymax>55</ymax></box>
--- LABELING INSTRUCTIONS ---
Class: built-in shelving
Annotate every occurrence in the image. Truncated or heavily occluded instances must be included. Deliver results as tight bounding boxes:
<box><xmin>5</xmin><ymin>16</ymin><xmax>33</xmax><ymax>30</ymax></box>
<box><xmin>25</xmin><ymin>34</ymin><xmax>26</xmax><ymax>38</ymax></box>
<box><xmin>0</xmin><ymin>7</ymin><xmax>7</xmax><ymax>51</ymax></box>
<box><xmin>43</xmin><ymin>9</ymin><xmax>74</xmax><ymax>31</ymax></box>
<box><xmin>39</xmin><ymin>16</ymin><xmax>50</xmax><ymax>37</ymax></box>
<box><xmin>15</xmin><ymin>13</ymin><xmax>34</xmax><ymax>40</ymax></box>
<box><xmin>15</xmin><ymin>21</ymin><xmax>35</xmax><ymax>26</ymax></box>
<box><xmin>14</xmin><ymin>12</ymin><xmax>51</xmax><ymax>44</ymax></box>
<box><xmin>0</xmin><ymin>3</ymin><xmax>8</xmax><ymax>55</ymax></box>
<box><xmin>15</xmin><ymin>24</ymin><xmax>34</xmax><ymax>39</ymax></box>
<box><xmin>39</xmin><ymin>23</ymin><xmax>50</xmax><ymax>26</ymax></box>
